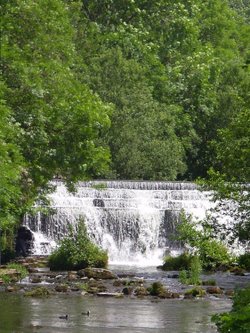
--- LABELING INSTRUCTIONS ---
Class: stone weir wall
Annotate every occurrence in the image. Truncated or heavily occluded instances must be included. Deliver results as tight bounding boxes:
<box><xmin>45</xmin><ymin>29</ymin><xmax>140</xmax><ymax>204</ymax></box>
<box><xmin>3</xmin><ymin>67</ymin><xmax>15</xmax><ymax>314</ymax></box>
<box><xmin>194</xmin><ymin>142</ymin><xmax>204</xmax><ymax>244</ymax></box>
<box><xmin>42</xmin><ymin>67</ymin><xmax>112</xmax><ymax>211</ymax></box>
<box><xmin>23</xmin><ymin>180</ymin><xmax>212</xmax><ymax>265</ymax></box>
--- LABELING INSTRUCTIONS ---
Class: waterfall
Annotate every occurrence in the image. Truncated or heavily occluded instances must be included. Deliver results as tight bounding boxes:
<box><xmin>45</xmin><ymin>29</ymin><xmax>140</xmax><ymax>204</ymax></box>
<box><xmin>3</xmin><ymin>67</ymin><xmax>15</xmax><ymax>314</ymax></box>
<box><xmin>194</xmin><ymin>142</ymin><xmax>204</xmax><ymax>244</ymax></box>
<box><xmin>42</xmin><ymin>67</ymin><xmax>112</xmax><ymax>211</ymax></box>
<box><xmin>23</xmin><ymin>181</ymin><xmax>215</xmax><ymax>265</ymax></box>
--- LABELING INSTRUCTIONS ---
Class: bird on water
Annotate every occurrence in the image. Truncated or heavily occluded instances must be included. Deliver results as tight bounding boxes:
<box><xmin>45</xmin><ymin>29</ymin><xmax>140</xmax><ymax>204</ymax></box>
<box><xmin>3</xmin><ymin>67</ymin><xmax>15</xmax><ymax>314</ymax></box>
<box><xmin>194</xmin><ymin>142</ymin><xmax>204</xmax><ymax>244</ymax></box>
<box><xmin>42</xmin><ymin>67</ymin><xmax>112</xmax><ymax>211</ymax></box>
<box><xmin>82</xmin><ymin>310</ymin><xmax>90</xmax><ymax>316</ymax></box>
<box><xmin>59</xmin><ymin>314</ymin><xmax>68</xmax><ymax>320</ymax></box>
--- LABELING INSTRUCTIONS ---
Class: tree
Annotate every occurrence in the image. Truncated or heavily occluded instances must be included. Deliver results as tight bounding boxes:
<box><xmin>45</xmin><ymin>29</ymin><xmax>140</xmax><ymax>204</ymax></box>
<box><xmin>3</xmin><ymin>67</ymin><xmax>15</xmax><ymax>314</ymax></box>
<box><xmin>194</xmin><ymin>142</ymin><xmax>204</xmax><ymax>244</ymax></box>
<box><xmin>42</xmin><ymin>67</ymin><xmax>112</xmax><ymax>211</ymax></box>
<box><xmin>1</xmin><ymin>0</ymin><xmax>111</xmax><ymax>201</ymax></box>
<box><xmin>206</xmin><ymin>109</ymin><xmax>250</xmax><ymax>241</ymax></box>
<box><xmin>0</xmin><ymin>80</ymin><xmax>23</xmax><ymax>259</ymax></box>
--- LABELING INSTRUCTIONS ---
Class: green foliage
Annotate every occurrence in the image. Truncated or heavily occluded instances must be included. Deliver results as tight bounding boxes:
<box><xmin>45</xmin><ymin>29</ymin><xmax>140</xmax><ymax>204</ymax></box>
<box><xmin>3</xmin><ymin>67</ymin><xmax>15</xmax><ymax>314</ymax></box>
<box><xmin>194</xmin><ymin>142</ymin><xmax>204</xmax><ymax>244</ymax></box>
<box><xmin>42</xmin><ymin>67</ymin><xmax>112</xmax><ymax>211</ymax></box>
<box><xmin>185</xmin><ymin>286</ymin><xmax>206</xmax><ymax>297</ymax></box>
<box><xmin>6</xmin><ymin>263</ymin><xmax>28</xmax><ymax>280</ymax></box>
<box><xmin>238</xmin><ymin>253</ymin><xmax>250</xmax><ymax>271</ymax></box>
<box><xmin>212</xmin><ymin>286</ymin><xmax>250</xmax><ymax>333</ymax></box>
<box><xmin>0</xmin><ymin>263</ymin><xmax>28</xmax><ymax>283</ymax></box>
<box><xmin>178</xmin><ymin>256</ymin><xmax>202</xmax><ymax>285</ymax></box>
<box><xmin>148</xmin><ymin>281</ymin><xmax>166</xmax><ymax>296</ymax></box>
<box><xmin>205</xmin><ymin>109</ymin><xmax>250</xmax><ymax>241</ymax></box>
<box><xmin>176</xmin><ymin>212</ymin><xmax>232</xmax><ymax>270</ymax></box>
<box><xmin>162</xmin><ymin>253</ymin><xmax>192</xmax><ymax>271</ymax></box>
<box><xmin>48</xmin><ymin>220</ymin><xmax>108</xmax><ymax>271</ymax></box>
<box><xmin>0</xmin><ymin>80</ymin><xmax>23</xmax><ymax>251</ymax></box>
<box><xmin>1</xmin><ymin>0</ymin><xmax>111</xmax><ymax>209</ymax></box>
<box><xmin>199</xmin><ymin>239</ymin><xmax>232</xmax><ymax>270</ymax></box>
<box><xmin>202</xmin><ymin>279</ymin><xmax>217</xmax><ymax>286</ymax></box>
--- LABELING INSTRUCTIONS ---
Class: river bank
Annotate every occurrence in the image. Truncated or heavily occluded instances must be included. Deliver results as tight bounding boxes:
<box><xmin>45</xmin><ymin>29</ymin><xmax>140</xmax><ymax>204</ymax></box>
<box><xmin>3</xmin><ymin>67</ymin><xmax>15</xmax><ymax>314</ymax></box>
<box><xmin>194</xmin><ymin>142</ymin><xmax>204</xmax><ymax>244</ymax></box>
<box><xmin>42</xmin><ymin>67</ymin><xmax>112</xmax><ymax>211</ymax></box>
<box><xmin>1</xmin><ymin>256</ymin><xmax>249</xmax><ymax>299</ymax></box>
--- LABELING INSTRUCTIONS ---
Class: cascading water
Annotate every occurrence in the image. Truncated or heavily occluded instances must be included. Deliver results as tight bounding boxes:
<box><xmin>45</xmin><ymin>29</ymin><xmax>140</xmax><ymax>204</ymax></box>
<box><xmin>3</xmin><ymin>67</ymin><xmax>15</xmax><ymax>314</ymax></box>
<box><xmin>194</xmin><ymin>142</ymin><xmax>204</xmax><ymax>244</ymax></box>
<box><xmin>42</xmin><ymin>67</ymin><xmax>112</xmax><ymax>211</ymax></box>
<box><xmin>23</xmin><ymin>181</ymin><xmax>220</xmax><ymax>265</ymax></box>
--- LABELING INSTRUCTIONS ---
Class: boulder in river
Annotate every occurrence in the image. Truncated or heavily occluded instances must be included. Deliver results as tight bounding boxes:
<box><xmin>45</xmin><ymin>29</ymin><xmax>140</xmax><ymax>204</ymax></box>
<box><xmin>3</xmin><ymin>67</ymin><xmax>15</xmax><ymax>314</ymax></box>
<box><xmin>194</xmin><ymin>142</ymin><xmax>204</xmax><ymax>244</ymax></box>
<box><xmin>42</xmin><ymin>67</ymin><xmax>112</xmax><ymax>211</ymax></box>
<box><xmin>78</xmin><ymin>268</ymin><xmax>118</xmax><ymax>280</ymax></box>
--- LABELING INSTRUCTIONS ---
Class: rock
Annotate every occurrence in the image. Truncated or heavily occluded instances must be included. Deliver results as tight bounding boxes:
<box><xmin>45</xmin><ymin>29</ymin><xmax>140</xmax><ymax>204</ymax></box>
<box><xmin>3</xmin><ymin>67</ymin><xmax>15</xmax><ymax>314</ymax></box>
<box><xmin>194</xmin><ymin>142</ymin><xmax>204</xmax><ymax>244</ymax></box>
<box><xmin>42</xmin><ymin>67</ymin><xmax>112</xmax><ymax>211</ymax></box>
<box><xmin>171</xmin><ymin>292</ymin><xmax>181</xmax><ymax>298</ymax></box>
<box><xmin>6</xmin><ymin>286</ymin><xmax>15</xmax><ymax>292</ymax></box>
<box><xmin>0</xmin><ymin>269</ymin><xmax>21</xmax><ymax>282</ymax></box>
<box><xmin>206</xmin><ymin>286</ymin><xmax>223</xmax><ymax>294</ymax></box>
<box><xmin>158</xmin><ymin>291</ymin><xmax>173</xmax><ymax>299</ymax></box>
<box><xmin>80</xmin><ymin>277</ymin><xmax>88</xmax><ymax>281</ymax></box>
<box><xmin>24</xmin><ymin>286</ymin><xmax>51</xmax><ymax>297</ymax></box>
<box><xmin>122</xmin><ymin>287</ymin><xmax>134</xmax><ymax>295</ymax></box>
<box><xmin>231</xmin><ymin>267</ymin><xmax>246</xmax><ymax>276</ymax></box>
<box><xmin>87</xmin><ymin>280</ymin><xmax>107</xmax><ymax>293</ymax></box>
<box><xmin>31</xmin><ymin>277</ymin><xmax>42</xmax><ymax>283</ymax></box>
<box><xmin>70</xmin><ymin>286</ymin><xmax>80</xmax><ymax>292</ymax></box>
<box><xmin>55</xmin><ymin>284</ymin><xmax>68</xmax><ymax>292</ymax></box>
<box><xmin>97</xmin><ymin>292</ymin><xmax>123</xmax><ymax>298</ymax></box>
<box><xmin>67</xmin><ymin>272</ymin><xmax>78</xmax><ymax>281</ymax></box>
<box><xmin>0</xmin><ymin>279</ymin><xmax>3</xmax><ymax>284</ymax></box>
<box><xmin>28</xmin><ymin>267</ymin><xmax>39</xmax><ymax>273</ymax></box>
<box><xmin>225</xmin><ymin>289</ymin><xmax>234</xmax><ymax>297</ymax></box>
<box><xmin>88</xmin><ymin>287</ymin><xmax>98</xmax><ymax>294</ymax></box>
<box><xmin>134</xmin><ymin>287</ymin><xmax>149</xmax><ymax>297</ymax></box>
<box><xmin>113</xmin><ymin>279</ymin><xmax>124</xmax><ymax>287</ymax></box>
<box><xmin>167</xmin><ymin>274</ymin><xmax>179</xmax><ymax>279</ymax></box>
<box><xmin>79</xmin><ymin>268</ymin><xmax>118</xmax><ymax>280</ymax></box>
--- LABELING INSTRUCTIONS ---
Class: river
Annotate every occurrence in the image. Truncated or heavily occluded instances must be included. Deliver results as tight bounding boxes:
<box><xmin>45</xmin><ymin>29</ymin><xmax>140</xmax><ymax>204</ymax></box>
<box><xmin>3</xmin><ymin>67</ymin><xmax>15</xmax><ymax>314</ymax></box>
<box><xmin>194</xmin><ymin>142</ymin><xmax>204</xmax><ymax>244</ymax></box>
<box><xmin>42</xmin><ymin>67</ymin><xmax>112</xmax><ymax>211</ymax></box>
<box><xmin>1</xmin><ymin>263</ymin><xmax>244</xmax><ymax>333</ymax></box>
<box><xmin>0</xmin><ymin>292</ymin><xmax>231</xmax><ymax>333</ymax></box>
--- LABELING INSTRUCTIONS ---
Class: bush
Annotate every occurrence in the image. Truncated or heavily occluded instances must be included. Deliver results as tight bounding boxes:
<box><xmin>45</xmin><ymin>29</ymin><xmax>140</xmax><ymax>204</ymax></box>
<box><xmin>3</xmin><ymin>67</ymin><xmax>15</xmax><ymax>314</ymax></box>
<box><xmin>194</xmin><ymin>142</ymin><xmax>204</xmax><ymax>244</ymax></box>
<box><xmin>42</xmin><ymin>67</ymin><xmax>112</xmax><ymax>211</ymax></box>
<box><xmin>162</xmin><ymin>253</ymin><xmax>193</xmax><ymax>271</ymax></box>
<box><xmin>179</xmin><ymin>256</ymin><xmax>202</xmax><ymax>285</ymax></box>
<box><xmin>238</xmin><ymin>253</ymin><xmax>250</xmax><ymax>271</ymax></box>
<box><xmin>199</xmin><ymin>239</ymin><xmax>232</xmax><ymax>270</ymax></box>
<box><xmin>212</xmin><ymin>286</ymin><xmax>250</xmax><ymax>333</ymax></box>
<box><xmin>185</xmin><ymin>286</ymin><xmax>206</xmax><ymax>297</ymax></box>
<box><xmin>148</xmin><ymin>282</ymin><xmax>165</xmax><ymax>296</ymax></box>
<box><xmin>6</xmin><ymin>263</ymin><xmax>28</xmax><ymax>280</ymax></box>
<box><xmin>175</xmin><ymin>212</ymin><xmax>232</xmax><ymax>271</ymax></box>
<box><xmin>48</xmin><ymin>220</ymin><xmax>108</xmax><ymax>271</ymax></box>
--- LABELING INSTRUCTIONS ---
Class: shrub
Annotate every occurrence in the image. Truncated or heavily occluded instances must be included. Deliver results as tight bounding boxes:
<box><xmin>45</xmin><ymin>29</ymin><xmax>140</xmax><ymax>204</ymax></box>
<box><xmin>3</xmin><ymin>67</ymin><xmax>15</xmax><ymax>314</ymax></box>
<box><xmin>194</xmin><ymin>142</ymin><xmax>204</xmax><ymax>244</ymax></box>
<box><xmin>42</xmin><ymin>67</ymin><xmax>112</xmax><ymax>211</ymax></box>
<box><xmin>185</xmin><ymin>286</ymin><xmax>206</xmax><ymax>297</ymax></box>
<box><xmin>199</xmin><ymin>239</ymin><xmax>232</xmax><ymax>270</ymax></box>
<box><xmin>48</xmin><ymin>220</ymin><xmax>108</xmax><ymax>271</ymax></box>
<box><xmin>202</xmin><ymin>279</ymin><xmax>217</xmax><ymax>286</ymax></box>
<box><xmin>212</xmin><ymin>286</ymin><xmax>250</xmax><ymax>333</ymax></box>
<box><xmin>238</xmin><ymin>253</ymin><xmax>250</xmax><ymax>271</ymax></box>
<box><xmin>179</xmin><ymin>256</ymin><xmax>202</xmax><ymax>285</ymax></box>
<box><xmin>148</xmin><ymin>282</ymin><xmax>165</xmax><ymax>296</ymax></box>
<box><xmin>0</xmin><ymin>263</ymin><xmax>28</xmax><ymax>283</ymax></box>
<box><xmin>6</xmin><ymin>263</ymin><xmax>28</xmax><ymax>280</ymax></box>
<box><xmin>175</xmin><ymin>212</ymin><xmax>232</xmax><ymax>271</ymax></box>
<box><xmin>162</xmin><ymin>253</ymin><xmax>192</xmax><ymax>271</ymax></box>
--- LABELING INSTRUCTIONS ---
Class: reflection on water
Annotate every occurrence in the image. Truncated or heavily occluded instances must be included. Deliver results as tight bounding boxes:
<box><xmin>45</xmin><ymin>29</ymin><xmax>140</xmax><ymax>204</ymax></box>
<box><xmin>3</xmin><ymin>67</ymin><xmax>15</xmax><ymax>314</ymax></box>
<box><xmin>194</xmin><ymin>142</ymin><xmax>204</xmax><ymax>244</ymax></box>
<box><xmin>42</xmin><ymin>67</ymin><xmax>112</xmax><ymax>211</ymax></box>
<box><xmin>0</xmin><ymin>293</ymin><xmax>231</xmax><ymax>333</ymax></box>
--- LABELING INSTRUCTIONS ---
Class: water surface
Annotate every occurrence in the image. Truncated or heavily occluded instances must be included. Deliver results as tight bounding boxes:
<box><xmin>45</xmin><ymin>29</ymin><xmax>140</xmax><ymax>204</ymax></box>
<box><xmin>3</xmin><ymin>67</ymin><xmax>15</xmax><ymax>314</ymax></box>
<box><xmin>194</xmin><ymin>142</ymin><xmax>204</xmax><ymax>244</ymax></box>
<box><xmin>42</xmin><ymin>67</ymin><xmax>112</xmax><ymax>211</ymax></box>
<box><xmin>0</xmin><ymin>293</ymin><xmax>231</xmax><ymax>333</ymax></box>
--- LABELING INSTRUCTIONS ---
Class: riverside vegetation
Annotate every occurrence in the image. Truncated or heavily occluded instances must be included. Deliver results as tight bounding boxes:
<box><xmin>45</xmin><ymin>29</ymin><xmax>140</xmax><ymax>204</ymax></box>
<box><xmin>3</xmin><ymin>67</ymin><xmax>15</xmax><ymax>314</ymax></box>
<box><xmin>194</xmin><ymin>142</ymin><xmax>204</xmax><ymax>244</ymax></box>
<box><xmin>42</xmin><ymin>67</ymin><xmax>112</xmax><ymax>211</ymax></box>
<box><xmin>0</xmin><ymin>1</ymin><xmax>249</xmax><ymax>331</ymax></box>
<box><xmin>48</xmin><ymin>220</ymin><xmax>108</xmax><ymax>271</ymax></box>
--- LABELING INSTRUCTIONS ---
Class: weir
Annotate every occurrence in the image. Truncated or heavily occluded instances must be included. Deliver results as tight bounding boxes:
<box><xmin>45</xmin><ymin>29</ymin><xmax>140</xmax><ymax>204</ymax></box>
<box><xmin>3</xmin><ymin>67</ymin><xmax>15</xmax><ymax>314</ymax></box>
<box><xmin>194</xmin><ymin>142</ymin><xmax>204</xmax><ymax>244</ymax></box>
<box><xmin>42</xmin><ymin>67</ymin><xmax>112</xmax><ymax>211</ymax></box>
<box><xmin>23</xmin><ymin>180</ymin><xmax>214</xmax><ymax>265</ymax></box>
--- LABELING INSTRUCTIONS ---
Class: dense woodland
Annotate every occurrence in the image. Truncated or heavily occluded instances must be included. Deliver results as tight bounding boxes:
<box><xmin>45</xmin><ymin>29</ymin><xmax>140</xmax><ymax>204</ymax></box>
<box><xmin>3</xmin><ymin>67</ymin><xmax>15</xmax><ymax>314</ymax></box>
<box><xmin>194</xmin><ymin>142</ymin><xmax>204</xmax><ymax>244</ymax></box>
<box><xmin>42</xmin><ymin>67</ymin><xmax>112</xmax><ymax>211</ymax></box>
<box><xmin>0</xmin><ymin>1</ymin><xmax>249</xmax><ymax>254</ymax></box>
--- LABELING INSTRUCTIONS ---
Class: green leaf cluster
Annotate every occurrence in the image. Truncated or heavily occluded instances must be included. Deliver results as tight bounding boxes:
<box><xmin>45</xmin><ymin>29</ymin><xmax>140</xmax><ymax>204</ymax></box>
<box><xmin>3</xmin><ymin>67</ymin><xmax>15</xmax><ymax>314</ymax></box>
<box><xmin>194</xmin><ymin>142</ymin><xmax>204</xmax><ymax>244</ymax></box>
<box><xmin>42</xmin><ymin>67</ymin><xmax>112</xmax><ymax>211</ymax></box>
<box><xmin>176</xmin><ymin>212</ymin><xmax>232</xmax><ymax>270</ymax></box>
<box><xmin>212</xmin><ymin>286</ymin><xmax>250</xmax><ymax>333</ymax></box>
<box><xmin>48</xmin><ymin>219</ymin><xmax>108</xmax><ymax>270</ymax></box>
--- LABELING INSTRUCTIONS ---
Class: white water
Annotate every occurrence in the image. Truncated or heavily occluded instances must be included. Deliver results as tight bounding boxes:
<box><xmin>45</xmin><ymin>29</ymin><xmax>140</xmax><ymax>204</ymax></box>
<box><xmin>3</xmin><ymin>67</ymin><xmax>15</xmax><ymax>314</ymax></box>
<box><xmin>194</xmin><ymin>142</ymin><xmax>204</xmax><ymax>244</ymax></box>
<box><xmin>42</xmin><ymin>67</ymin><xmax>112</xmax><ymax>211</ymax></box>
<box><xmin>23</xmin><ymin>181</ymin><xmax>239</xmax><ymax>265</ymax></box>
